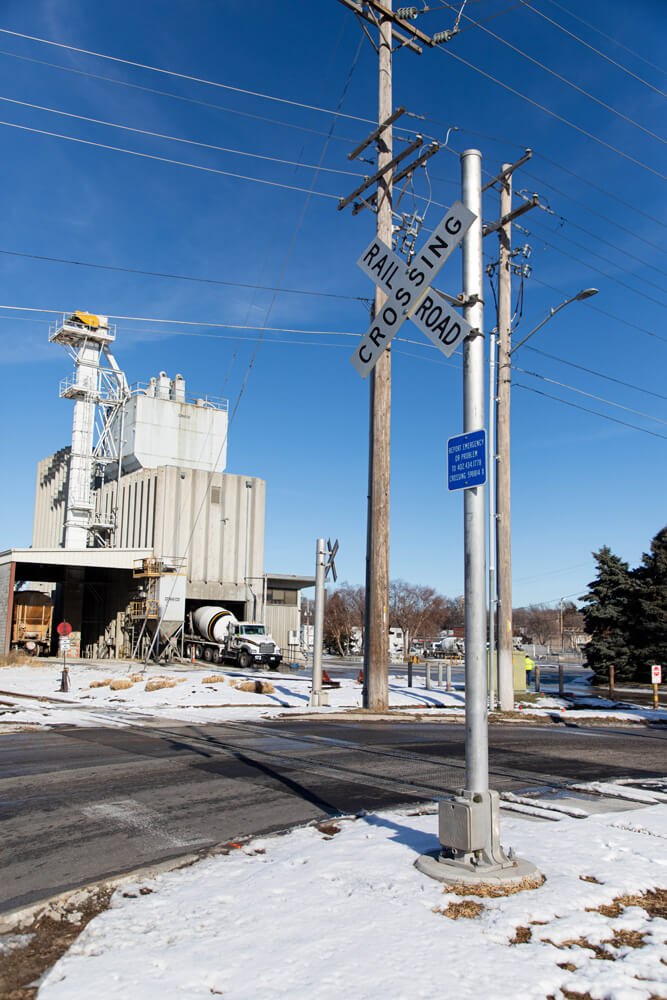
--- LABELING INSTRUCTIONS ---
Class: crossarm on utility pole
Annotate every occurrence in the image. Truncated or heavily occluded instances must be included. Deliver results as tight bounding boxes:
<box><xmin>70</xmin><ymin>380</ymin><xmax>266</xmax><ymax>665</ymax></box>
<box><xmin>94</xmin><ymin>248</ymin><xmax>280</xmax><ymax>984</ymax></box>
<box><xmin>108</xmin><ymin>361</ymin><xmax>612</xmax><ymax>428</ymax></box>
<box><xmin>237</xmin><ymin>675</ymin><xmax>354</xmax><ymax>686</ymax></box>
<box><xmin>483</xmin><ymin>195</ymin><xmax>539</xmax><ymax>236</ymax></box>
<box><xmin>348</xmin><ymin>107</ymin><xmax>406</xmax><ymax>161</ymax></box>
<box><xmin>338</xmin><ymin>136</ymin><xmax>423</xmax><ymax>210</ymax></box>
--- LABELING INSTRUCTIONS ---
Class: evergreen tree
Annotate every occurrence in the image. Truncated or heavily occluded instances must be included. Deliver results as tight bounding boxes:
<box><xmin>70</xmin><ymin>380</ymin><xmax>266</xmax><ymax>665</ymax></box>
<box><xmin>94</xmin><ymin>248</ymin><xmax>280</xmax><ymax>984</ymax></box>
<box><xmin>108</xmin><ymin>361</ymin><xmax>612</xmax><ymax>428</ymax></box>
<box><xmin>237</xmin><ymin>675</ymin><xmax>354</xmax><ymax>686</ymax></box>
<box><xmin>632</xmin><ymin>526</ymin><xmax>667</xmax><ymax>680</ymax></box>
<box><xmin>581</xmin><ymin>546</ymin><xmax>635</xmax><ymax>683</ymax></box>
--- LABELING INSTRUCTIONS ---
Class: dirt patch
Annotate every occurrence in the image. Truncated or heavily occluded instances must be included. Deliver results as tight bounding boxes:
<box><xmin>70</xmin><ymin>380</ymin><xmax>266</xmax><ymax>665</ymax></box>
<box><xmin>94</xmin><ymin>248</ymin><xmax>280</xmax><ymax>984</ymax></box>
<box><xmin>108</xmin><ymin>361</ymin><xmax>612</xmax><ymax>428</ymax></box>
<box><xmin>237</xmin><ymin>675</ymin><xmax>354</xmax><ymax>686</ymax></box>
<box><xmin>579</xmin><ymin>875</ymin><xmax>602</xmax><ymax>884</ymax></box>
<box><xmin>444</xmin><ymin>874</ymin><xmax>545</xmax><ymax>898</ymax></box>
<box><xmin>109</xmin><ymin>678</ymin><xmax>133</xmax><ymax>691</ymax></box>
<box><xmin>510</xmin><ymin>925</ymin><xmax>532</xmax><ymax>943</ymax></box>
<box><xmin>0</xmin><ymin>888</ymin><xmax>112</xmax><ymax>999</ymax></box>
<box><xmin>235</xmin><ymin>680</ymin><xmax>275</xmax><ymax>695</ymax></box>
<box><xmin>315</xmin><ymin>821</ymin><xmax>341</xmax><ymax>838</ymax></box>
<box><xmin>201</xmin><ymin>674</ymin><xmax>227</xmax><ymax>685</ymax></box>
<box><xmin>88</xmin><ymin>678</ymin><xmax>112</xmax><ymax>688</ymax></box>
<box><xmin>435</xmin><ymin>899</ymin><xmax>485</xmax><ymax>919</ymax></box>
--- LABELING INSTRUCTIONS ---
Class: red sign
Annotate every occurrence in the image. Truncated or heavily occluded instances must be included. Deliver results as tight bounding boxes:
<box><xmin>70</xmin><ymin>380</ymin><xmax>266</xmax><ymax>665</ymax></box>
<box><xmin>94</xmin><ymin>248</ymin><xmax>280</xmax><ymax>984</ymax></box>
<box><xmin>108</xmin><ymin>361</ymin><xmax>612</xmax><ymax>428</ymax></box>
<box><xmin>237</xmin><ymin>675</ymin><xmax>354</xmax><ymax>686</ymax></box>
<box><xmin>651</xmin><ymin>664</ymin><xmax>662</xmax><ymax>685</ymax></box>
<box><xmin>57</xmin><ymin>621</ymin><xmax>73</xmax><ymax>637</ymax></box>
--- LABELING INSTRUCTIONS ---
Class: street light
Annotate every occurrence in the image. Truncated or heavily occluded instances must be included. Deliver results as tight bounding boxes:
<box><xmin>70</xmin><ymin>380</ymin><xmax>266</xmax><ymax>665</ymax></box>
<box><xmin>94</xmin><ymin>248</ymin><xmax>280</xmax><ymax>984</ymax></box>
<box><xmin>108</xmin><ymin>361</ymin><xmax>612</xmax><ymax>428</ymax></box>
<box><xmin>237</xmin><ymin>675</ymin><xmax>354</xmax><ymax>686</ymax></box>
<box><xmin>509</xmin><ymin>288</ymin><xmax>598</xmax><ymax>356</ymax></box>
<box><xmin>490</xmin><ymin>286</ymin><xmax>599</xmax><ymax>710</ymax></box>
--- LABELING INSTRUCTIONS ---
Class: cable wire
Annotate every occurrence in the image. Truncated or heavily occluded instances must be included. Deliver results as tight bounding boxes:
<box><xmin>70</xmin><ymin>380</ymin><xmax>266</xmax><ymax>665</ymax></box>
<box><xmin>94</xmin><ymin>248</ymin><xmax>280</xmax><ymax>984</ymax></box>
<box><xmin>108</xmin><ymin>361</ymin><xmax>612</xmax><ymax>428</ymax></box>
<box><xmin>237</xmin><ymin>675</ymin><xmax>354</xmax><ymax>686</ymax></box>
<box><xmin>0</xmin><ymin>27</ymin><xmax>379</xmax><ymax>127</ymax></box>
<box><xmin>436</xmin><ymin>0</ymin><xmax>667</xmax><ymax>144</ymax></box>
<box><xmin>541</xmin><ymin>0</ymin><xmax>667</xmax><ymax>79</ymax></box>
<box><xmin>0</xmin><ymin>47</ymin><xmax>367</xmax><ymax>147</ymax></box>
<box><xmin>0</xmin><ymin>94</ymin><xmax>366</xmax><ymax>178</ymax></box>
<box><xmin>513</xmin><ymin>382</ymin><xmax>667</xmax><ymax>440</ymax></box>
<box><xmin>523</xmin><ymin>344</ymin><xmax>667</xmax><ymax>402</ymax></box>
<box><xmin>0</xmin><ymin>118</ymin><xmax>341</xmax><ymax>199</ymax></box>
<box><xmin>510</xmin><ymin>363</ymin><xmax>667</xmax><ymax>427</ymax></box>
<box><xmin>518</xmin><ymin>0</ymin><xmax>667</xmax><ymax>99</ymax></box>
<box><xmin>432</xmin><ymin>45</ymin><xmax>666</xmax><ymax>180</ymax></box>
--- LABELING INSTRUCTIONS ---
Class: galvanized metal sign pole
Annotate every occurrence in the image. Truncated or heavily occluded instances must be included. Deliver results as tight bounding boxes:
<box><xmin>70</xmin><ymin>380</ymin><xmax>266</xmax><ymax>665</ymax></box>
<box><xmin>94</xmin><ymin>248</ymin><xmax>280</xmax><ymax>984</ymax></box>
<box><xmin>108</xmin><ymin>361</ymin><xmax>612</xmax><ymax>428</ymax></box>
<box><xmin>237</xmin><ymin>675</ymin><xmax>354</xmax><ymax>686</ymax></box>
<box><xmin>415</xmin><ymin>151</ymin><xmax>539</xmax><ymax>888</ymax></box>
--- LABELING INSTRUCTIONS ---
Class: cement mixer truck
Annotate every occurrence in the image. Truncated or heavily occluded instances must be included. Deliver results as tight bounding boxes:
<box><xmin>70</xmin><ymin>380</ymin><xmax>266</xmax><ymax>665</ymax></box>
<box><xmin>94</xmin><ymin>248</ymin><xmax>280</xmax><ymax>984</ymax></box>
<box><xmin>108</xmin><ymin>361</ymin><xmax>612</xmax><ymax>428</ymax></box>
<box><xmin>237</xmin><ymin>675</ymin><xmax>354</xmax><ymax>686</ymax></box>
<box><xmin>184</xmin><ymin>606</ymin><xmax>282</xmax><ymax>670</ymax></box>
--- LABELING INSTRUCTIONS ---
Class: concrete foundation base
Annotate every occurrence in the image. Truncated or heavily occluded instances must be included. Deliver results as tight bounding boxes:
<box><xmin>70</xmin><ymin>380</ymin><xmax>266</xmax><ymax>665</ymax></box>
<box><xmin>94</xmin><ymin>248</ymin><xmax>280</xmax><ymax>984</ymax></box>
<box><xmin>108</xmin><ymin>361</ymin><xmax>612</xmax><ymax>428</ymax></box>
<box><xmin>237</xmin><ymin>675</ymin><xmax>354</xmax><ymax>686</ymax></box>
<box><xmin>414</xmin><ymin>850</ymin><xmax>542</xmax><ymax>888</ymax></box>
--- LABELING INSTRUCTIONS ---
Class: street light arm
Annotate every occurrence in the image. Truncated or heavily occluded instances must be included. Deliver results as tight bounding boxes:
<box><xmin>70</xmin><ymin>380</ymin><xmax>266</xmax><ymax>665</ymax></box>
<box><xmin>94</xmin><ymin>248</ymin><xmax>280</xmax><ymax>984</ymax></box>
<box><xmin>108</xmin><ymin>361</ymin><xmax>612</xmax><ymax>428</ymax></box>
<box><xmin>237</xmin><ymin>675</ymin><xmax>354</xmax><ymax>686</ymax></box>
<box><xmin>509</xmin><ymin>297</ymin><xmax>573</xmax><ymax>355</ymax></box>
<box><xmin>508</xmin><ymin>287</ymin><xmax>598</xmax><ymax>356</ymax></box>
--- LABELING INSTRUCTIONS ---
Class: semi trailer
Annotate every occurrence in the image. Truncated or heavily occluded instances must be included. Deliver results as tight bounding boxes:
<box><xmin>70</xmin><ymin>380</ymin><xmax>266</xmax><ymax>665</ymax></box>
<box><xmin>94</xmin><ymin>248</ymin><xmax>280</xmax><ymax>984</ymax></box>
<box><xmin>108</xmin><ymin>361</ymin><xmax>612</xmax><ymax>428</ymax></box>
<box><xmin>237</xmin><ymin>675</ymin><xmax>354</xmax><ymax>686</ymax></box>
<box><xmin>184</xmin><ymin>605</ymin><xmax>282</xmax><ymax>670</ymax></box>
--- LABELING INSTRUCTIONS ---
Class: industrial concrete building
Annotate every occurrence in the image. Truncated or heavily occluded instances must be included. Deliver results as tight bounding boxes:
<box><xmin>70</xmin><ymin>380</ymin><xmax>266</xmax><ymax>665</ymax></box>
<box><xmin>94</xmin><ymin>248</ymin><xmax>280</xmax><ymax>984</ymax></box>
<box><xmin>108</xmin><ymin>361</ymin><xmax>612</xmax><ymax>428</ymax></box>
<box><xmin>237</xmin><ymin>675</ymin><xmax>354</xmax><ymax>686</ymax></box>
<box><xmin>0</xmin><ymin>312</ymin><xmax>313</xmax><ymax>661</ymax></box>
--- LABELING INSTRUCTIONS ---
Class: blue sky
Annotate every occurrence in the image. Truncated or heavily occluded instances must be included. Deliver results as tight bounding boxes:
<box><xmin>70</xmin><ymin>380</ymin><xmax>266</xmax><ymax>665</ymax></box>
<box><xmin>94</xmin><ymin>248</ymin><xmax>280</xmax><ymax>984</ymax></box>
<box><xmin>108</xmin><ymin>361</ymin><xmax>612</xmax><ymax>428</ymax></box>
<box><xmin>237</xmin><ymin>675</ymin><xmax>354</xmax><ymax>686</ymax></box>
<box><xmin>0</xmin><ymin>0</ymin><xmax>664</xmax><ymax>609</ymax></box>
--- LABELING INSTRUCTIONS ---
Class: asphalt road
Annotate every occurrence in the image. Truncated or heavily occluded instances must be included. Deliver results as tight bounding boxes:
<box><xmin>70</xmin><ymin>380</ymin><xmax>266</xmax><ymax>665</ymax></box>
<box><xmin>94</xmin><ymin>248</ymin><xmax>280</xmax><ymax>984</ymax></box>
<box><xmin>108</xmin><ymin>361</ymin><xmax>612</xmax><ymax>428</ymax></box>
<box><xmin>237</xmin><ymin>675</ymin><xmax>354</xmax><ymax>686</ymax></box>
<box><xmin>2</xmin><ymin>716</ymin><xmax>666</xmax><ymax>915</ymax></box>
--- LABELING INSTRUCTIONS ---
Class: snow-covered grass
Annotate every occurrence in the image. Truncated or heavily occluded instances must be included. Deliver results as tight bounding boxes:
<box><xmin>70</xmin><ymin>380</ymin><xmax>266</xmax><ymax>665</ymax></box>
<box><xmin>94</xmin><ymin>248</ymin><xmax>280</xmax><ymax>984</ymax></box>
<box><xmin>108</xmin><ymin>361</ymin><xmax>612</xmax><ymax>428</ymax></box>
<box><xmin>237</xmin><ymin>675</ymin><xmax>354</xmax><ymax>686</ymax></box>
<box><xmin>1</xmin><ymin>660</ymin><xmax>665</xmax><ymax>728</ymax></box>
<box><xmin>29</xmin><ymin>801</ymin><xmax>667</xmax><ymax>1000</ymax></box>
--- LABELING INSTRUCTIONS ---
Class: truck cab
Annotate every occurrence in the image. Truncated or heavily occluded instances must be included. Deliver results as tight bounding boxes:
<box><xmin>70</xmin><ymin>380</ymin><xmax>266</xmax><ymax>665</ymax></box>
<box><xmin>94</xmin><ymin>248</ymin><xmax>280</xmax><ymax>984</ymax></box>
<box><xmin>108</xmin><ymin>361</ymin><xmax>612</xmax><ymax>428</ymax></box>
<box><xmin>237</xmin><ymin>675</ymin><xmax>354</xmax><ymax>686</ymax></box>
<box><xmin>229</xmin><ymin>622</ymin><xmax>282</xmax><ymax>670</ymax></box>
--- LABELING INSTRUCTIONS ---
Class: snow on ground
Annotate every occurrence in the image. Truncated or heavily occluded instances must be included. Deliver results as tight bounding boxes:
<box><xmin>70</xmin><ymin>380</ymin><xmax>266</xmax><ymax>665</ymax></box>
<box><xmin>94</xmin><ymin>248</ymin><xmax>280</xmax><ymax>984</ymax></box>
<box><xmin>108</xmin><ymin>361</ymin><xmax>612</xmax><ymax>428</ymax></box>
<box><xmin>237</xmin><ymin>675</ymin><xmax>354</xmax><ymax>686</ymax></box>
<box><xmin>31</xmin><ymin>801</ymin><xmax>667</xmax><ymax>1000</ymax></box>
<box><xmin>1</xmin><ymin>661</ymin><xmax>666</xmax><ymax>728</ymax></box>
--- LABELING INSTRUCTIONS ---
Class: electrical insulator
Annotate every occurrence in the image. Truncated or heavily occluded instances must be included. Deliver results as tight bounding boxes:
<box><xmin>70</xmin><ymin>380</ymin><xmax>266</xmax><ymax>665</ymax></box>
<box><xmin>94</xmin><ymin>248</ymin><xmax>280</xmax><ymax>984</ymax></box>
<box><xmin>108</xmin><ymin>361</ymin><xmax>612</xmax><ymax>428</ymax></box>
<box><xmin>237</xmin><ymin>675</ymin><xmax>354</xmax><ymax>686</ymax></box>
<box><xmin>396</xmin><ymin>7</ymin><xmax>418</xmax><ymax>19</ymax></box>
<box><xmin>432</xmin><ymin>29</ymin><xmax>454</xmax><ymax>43</ymax></box>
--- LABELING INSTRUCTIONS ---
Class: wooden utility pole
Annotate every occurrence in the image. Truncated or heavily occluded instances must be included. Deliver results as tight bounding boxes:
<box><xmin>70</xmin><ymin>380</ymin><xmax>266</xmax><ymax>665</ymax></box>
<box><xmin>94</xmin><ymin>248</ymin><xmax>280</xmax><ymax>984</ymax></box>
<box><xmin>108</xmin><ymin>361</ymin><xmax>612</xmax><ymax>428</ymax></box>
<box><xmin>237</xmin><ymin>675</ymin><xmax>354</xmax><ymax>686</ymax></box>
<box><xmin>496</xmin><ymin>165</ymin><xmax>514</xmax><ymax>712</ymax></box>
<box><xmin>363</xmin><ymin>0</ymin><xmax>393</xmax><ymax>711</ymax></box>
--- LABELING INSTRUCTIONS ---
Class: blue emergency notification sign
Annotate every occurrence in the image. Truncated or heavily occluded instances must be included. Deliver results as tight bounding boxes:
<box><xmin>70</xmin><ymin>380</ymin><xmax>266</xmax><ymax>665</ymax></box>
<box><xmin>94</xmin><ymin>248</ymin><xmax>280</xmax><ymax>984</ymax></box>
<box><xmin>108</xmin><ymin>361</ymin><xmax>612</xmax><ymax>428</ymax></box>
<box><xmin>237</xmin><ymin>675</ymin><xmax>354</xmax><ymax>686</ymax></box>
<box><xmin>447</xmin><ymin>429</ymin><xmax>487</xmax><ymax>491</ymax></box>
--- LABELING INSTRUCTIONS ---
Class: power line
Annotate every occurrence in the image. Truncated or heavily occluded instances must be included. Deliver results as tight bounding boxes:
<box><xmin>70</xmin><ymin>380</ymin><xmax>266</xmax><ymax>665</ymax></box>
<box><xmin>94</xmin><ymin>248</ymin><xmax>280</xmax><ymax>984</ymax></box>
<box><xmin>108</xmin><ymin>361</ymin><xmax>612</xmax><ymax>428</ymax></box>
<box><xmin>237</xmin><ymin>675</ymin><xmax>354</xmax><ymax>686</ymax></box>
<box><xmin>514</xmin><ymin>382</ymin><xmax>667</xmax><ymax>440</ymax></box>
<box><xmin>541</xmin><ymin>0</ymin><xmax>667</xmax><ymax>79</ymax></box>
<box><xmin>0</xmin><ymin>47</ymin><xmax>366</xmax><ymax>147</ymax></box>
<box><xmin>0</xmin><ymin>118</ymin><xmax>342</xmax><ymax>199</ymax></box>
<box><xmin>522</xmin><ymin>215</ymin><xmax>667</xmax><ymax>302</ymax></box>
<box><xmin>518</xmin><ymin>217</ymin><xmax>667</xmax><ymax>311</ymax></box>
<box><xmin>523</xmin><ymin>344</ymin><xmax>667</xmax><ymax>402</ymax></box>
<box><xmin>430</xmin><ymin>46</ymin><xmax>667</xmax><ymax>180</ymax></box>
<box><xmin>0</xmin><ymin>27</ymin><xmax>379</xmax><ymax>127</ymax></box>
<box><xmin>417</xmin><ymin>118</ymin><xmax>667</xmax><ymax>236</ymax></box>
<box><xmin>518</xmin><ymin>0</ymin><xmax>667</xmax><ymax>99</ymax></box>
<box><xmin>519</xmin><ymin>168</ymin><xmax>667</xmax><ymax>266</ymax></box>
<box><xmin>0</xmin><ymin>94</ymin><xmax>366</xmax><ymax>178</ymax></box>
<box><xmin>0</xmin><ymin>247</ymin><xmax>370</xmax><ymax>301</ymax></box>
<box><xmin>533</xmin><ymin>150</ymin><xmax>667</xmax><ymax>232</ymax></box>
<box><xmin>436</xmin><ymin>0</ymin><xmax>667</xmax><ymax>144</ymax></box>
<box><xmin>519</xmin><ymin>271</ymin><xmax>667</xmax><ymax>344</ymax></box>
<box><xmin>511</xmin><ymin>363</ymin><xmax>667</xmax><ymax>427</ymax></box>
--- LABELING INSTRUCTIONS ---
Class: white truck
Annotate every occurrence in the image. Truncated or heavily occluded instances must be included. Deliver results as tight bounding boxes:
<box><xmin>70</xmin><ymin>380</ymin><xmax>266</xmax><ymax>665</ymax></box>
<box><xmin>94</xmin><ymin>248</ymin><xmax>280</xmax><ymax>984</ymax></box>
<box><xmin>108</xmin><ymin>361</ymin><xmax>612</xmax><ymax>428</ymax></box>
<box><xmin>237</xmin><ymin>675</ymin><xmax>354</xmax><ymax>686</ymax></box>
<box><xmin>184</xmin><ymin>606</ymin><xmax>282</xmax><ymax>670</ymax></box>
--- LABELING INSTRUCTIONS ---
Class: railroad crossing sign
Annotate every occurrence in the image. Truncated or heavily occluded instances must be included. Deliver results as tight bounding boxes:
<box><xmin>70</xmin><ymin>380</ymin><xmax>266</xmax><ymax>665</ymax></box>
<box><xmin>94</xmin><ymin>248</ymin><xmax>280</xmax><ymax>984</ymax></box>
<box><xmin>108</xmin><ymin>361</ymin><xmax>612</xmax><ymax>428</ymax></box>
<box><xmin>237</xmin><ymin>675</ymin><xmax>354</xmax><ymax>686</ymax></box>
<box><xmin>326</xmin><ymin>538</ymin><xmax>339</xmax><ymax>582</ymax></box>
<box><xmin>352</xmin><ymin>200</ymin><xmax>476</xmax><ymax>378</ymax></box>
<box><xmin>57</xmin><ymin>621</ymin><xmax>72</xmax><ymax>636</ymax></box>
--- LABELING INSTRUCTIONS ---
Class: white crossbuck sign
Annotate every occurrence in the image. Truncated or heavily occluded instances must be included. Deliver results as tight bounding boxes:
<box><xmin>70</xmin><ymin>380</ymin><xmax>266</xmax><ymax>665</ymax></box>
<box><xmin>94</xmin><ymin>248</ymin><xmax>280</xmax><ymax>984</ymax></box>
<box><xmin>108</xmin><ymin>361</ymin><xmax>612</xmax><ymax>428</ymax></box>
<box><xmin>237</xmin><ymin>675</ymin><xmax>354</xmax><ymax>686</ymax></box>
<box><xmin>351</xmin><ymin>200</ymin><xmax>476</xmax><ymax>378</ymax></box>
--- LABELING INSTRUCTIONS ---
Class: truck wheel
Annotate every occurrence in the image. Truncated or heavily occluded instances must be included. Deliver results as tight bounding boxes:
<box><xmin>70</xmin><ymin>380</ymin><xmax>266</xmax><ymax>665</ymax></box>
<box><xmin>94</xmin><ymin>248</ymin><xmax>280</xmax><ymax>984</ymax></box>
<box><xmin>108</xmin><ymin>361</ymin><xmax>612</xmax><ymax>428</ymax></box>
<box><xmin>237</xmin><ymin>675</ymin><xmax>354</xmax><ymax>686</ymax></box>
<box><xmin>212</xmin><ymin>649</ymin><xmax>221</xmax><ymax>664</ymax></box>
<box><xmin>195</xmin><ymin>644</ymin><xmax>203</xmax><ymax>660</ymax></box>
<box><xmin>203</xmin><ymin>646</ymin><xmax>213</xmax><ymax>662</ymax></box>
<box><xmin>238</xmin><ymin>650</ymin><xmax>251</xmax><ymax>670</ymax></box>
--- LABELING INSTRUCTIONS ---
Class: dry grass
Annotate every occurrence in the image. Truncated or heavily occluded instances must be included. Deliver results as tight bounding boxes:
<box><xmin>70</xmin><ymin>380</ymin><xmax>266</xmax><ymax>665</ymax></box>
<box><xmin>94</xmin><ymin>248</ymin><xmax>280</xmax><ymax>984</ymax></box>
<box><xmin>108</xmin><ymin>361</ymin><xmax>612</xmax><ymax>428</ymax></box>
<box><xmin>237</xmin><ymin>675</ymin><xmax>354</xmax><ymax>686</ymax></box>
<box><xmin>128</xmin><ymin>673</ymin><xmax>144</xmax><ymax>683</ymax></box>
<box><xmin>201</xmin><ymin>674</ymin><xmax>227</xmax><ymax>684</ymax></box>
<box><xmin>234</xmin><ymin>679</ymin><xmax>275</xmax><ymax>695</ymax></box>
<box><xmin>0</xmin><ymin>651</ymin><xmax>34</xmax><ymax>667</ymax></box>
<box><xmin>444</xmin><ymin>874</ymin><xmax>545</xmax><ymax>899</ymax></box>
<box><xmin>579</xmin><ymin>875</ymin><xmax>602</xmax><ymax>884</ymax></box>
<box><xmin>145</xmin><ymin>678</ymin><xmax>178</xmax><ymax>692</ymax></box>
<box><xmin>510</xmin><ymin>926</ymin><xmax>532</xmax><ymax>943</ymax></box>
<box><xmin>587</xmin><ymin>888</ymin><xmax>667</xmax><ymax>920</ymax></box>
<box><xmin>109</xmin><ymin>678</ymin><xmax>133</xmax><ymax>691</ymax></box>
<box><xmin>435</xmin><ymin>899</ymin><xmax>485</xmax><ymax>919</ymax></box>
<box><xmin>89</xmin><ymin>678</ymin><xmax>112</xmax><ymax>689</ymax></box>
